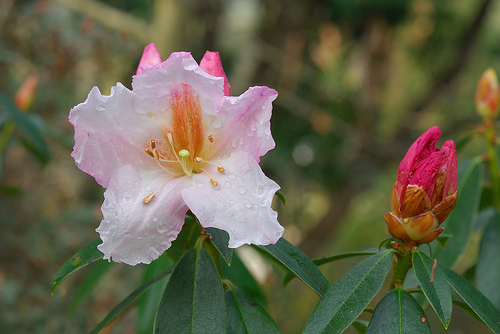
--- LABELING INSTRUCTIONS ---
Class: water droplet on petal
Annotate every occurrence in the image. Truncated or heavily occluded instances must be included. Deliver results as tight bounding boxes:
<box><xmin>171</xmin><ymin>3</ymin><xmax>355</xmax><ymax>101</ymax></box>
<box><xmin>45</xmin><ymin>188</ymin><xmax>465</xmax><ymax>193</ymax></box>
<box><xmin>196</xmin><ymin>182</ymin><xmax>205</xmax><ymax>188</ymax></box>
<box><xmin>250</xmin><ymin>123</ymin><xmax>257</xmax><ymax>131</ymax></box>
<box><xmin>241</xmin><ymin>165</ymin><xmax>250</xmax><ymax>173</ymax></box>
<box><xmin>225</xmin><ymin>181</ymin><xmax>231</xmax><ymax>188</ymax></box>
<box><xmin>145</xmin><ymin>186</ymin><xmax>152</xmax><ymax>191</ymax></box>
<box><xmin>257</xmin><ymin>185</ymin><xmax>265</xmax><ymax>196</ymax></box>
<box><xmin>124</xmin><ymin>195</ymin><xmax>132</xmax><ymax>202</ymax></box>
<box><xmin>244</xmin><ymin>200</ymin><xmax>252</xmax><ymax>208</ymax></box>
<box><xmin>238</xmin><ymin>186</ymin><xmax>247</xmax><ymax>195</ymax></box>
<box><xmin>152</xmin><ymin>216</ymin><xmax>158</xmax><ymax>222</ymax></box>
<box><xmin>126</xmin><ymin>179</ymin><xmax>132</xmax><ymax>185</ymax></box>
<box><xmin>212</xmin><ymin>118</ymin><xmax>223</xmax><ymax>128</ymax></box>
<box><xmin>137</xmin><ymin>235</ymin><xmax>143</xmax><ymax>240</ymax></box>
<box><xmin>157</xmin><ymin>222</ymin><xmax>168</xmax><ymax>233</ymax></box>
<box><xmin>231</xmin><ymin>140</ymin><xmax>237</xmax><ymax>148</ymax></box>
<box><xmin>135</xmin><ymin>181</ymin><xmax>140</xmax><ymax>187</ymax></box>
<box><xmin>228</xmin><ymin>173</ymin><xmax>237</xmax><ymax>180</ymax></box>
<box><xmin>239</xmin><ymin>138</ymin><xmax>244</xmax><ymax>146</ymax></box>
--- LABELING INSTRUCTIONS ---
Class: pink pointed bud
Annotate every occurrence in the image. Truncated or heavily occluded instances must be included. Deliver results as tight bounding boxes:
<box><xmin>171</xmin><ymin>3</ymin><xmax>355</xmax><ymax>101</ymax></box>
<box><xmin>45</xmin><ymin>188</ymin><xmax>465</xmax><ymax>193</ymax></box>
<box><xmin>475</xmin><ymin>68</ymin><xmax>500</xmax><ymax>120</ymax></box>
<box><xmin>15</xmin><ymin>74</ymin><xmax>39</xmax><ymax>111</ymax></box>
<box><xmin>199</xmin><ymin>51</ymin><xmax>231</xmax><ymax>96</ymax></box>
<box><xmin>136</xmin><ymin>43</ymin><xmax>163</xmax><ymax>75</ymax></box>
<box><xmin>385</xmin><ymin>126</ymin><xmax>458</xmax><ymax>244</ymax></box>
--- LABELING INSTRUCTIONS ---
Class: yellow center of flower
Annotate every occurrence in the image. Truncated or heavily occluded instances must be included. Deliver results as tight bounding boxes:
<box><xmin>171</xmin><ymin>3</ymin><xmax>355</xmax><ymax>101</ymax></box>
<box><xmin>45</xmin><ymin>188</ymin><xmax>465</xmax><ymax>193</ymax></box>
<box><xmin>141</xmin><ymin>83</ymin><xmax>225</xmax><ymax>204</ymax></box>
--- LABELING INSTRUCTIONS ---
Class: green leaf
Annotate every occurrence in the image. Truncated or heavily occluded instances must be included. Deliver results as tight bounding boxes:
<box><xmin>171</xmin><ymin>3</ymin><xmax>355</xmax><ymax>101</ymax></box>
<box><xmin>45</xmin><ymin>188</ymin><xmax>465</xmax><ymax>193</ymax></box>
<box><xmin>366</xmin><ymin>288</ymin><xmax>431</xmax><ymax>333</ymax></box>
<box><xmin>69</xmin><ymin>260</ymin><xmax>113</xmax><ymax>313</ymax></box>
<box><xmin>0</xmin><ymin>92</ymin><xmax>50</xmax><ymax>164</ymax></box>
<box><xmin>433</xmin><ymin>159</ymin><xmax>483</xmax><ymax>267</ymax></box>
<box><xmin>441</xmin><ymin>265</ymin><xmax>500</xmax><ymax>333</ymax></box>
<box><xmin>351</xmin><ymin>320</ymin><xmax>369</xmax><ymax>334</ymax></box>
<box><xmin>52</xmin><ymin>238</ymin><xmax>103</xmax><ymax>294</ymax></box>
<box><xmin>412</xmin><ymin>251</ymin><xmax>452</xmax><ymax>328</ymax></box>
<box><xmin>90</xmin><ymin>265</ymin><xmax>174</xmax><ymax>334</ymax></box>
<box><xmin>275</xmin><ymin>190</ymin><xmax>286</xmax><ymax>205</ymax></box>
<box><xmin>435</xmin><ymin>234</ymin><xmax>452</xmax><ymax>249</ymax></box>
<box><xmin>256</xmin><ymin>237</ymin><xmax>330</xmax><ymax>296</ymax></box>
<box><xmin>452</xmin><ymin>299</ymin><xmax>489</xmax><ymax>327</ymax></box>
<box><xmin>205</xmin><ymin>227</ymin><xmax>233</xmax><ymax>265</ymax></box>
<box><xmin>166</xmin><ymin>215</ymin><xmax>202</xmax><ymax>262</ymax></box>
<box><xmin>154</xmin><ymin>246</ymin><xmax>226</xmax><ymax>333</ymax></box>
<box><xmin>476</xmin><ymin>213</ymin><xmax>500</xmax><ymax>309</ymax></box>
<box><xmin>221</xmin><ymin>251</ymin><xmax>266</xmax><ymax>307</ymax></box>
<box><xmin>303</xmin><ymin>251</ymin><xmax>393</xmax><ymax>334</ymax></box>
<box><xmin>225</xmin><ymin>285</ymin><xmax>280</xmax><ymax>334</ymax></box>
<box><xmin>136</xmin><ymin>255</ymin><xmax>172</xmax><ymax>334</ymax></box>
<box><xmin>283</xmin><ymin>249</ymin><xmax>379</xmax><ymax>286</ymax></box>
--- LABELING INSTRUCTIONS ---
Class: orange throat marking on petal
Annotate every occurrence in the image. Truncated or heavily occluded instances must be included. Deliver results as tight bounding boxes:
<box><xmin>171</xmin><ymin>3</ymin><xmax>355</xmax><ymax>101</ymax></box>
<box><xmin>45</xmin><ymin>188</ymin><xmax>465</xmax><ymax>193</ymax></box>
<box><xmin>141</xmin><ymin>83</ymin><xmax>226</xmax><ymax>203</ymax></box>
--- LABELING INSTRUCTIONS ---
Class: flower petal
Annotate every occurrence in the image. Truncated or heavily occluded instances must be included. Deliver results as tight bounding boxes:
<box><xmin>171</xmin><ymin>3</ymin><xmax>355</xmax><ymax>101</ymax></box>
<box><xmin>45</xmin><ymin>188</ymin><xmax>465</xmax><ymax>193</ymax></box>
<box><xmin>136</xmin><ymin>43</ymin><xmax>163</xmax><ymax>75</ymax></box>
<box><xmin>441</xmin><ymin>140</ymin><xmax>458</xmax><ymax>196</ymax></box>
<box><xmin>200</xmin><ymin>51</ymin><xmax>231</xmax><ymax>96</ymax></box>
<box><xmin>210</xmin><ymin>87</ymin><xmax>278</xmax><ymax>162</ymax></box>
<box><xmin>181</xmin><ymin>150</ymin><xmax>283</xmax><ymax>248</ymax></box>
<box><xmin>396</xmin><ymin>126</ymin><xmax>441</xmax><ymax>203</ymax></box>
<box><xmin>96</xmin><ymin>165</ymin><xmax>189</xmax><ymax>265</ymax></box>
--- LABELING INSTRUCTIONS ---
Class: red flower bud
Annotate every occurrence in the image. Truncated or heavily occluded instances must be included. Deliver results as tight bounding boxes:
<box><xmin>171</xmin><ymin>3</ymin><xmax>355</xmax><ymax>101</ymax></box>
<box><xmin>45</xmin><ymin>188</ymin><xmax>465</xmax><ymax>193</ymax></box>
<box><xmin>15</xmin><ymin>74</ymin><xmax>38</xmax><ymax>111</ymax></box>
<box><xmin>475</xmin><ymin>68</ymin><xmax>500</xmax><ymax>120</ymax></box>
<box><xmin>385</xmin><ymin>127</ymin><xmax>458</xmax><ymax>244</ymax></box>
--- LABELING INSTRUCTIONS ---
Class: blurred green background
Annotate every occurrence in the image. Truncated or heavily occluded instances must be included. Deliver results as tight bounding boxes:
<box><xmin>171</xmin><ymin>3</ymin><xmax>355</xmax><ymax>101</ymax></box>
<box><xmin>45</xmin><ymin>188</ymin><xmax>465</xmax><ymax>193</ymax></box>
<box><xmin>0</xmin><ymin>0</ymin><xmax>497</xmax><ymax>333</ymax></box>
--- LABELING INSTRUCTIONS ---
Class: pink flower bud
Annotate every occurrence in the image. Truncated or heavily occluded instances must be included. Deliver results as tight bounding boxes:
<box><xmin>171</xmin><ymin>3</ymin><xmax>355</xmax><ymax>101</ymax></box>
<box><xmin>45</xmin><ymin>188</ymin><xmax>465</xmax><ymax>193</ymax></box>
<box><xmin>15</xmin><ymin>74</ymin><xmax>38</xmax><ymax>111</ymax></box>
<box><xmin>385</xmin><ymin>126</ymin><xmax>458</xmax><ymax>244</ymax></box>
<box><xmin>475</xmin><ymin>68</ymin><xmax>500</xmax><ymax>120</ymax></box>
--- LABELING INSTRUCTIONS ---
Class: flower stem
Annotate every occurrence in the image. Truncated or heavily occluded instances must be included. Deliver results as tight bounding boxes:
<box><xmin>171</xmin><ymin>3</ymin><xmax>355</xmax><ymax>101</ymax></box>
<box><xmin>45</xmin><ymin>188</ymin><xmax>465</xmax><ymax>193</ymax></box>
<box><xmin>390</xmin><ymin>245</ymin><xmax>413</xmax><ymax>290</ymax></box>
<box><xmin>483</xmin><ymin>122</ymin><xmax>500</xmax><ymax>210</ymax></box>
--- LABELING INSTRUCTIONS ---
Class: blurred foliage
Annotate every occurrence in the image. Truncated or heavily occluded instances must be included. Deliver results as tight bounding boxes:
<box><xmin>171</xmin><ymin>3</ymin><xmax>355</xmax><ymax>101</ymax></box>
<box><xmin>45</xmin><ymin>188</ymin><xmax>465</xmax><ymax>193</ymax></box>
<box><xmin>0</xmin><ymin>0</ymin><xmax>498</xmax><ymax>332</ymax></box>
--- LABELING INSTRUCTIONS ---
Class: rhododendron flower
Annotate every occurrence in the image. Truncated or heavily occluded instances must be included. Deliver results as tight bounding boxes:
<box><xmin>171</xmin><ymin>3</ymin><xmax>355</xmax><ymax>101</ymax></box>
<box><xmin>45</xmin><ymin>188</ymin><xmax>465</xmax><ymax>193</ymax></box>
<box><xmin>385</xmin><ymin>126</ymin><xmax>458</xmax><ymax>244</ymax></box>
<box><xmin>69</xmin><ymin>44</ymin><xmax>284</xmax><ymax>265</ymax></box>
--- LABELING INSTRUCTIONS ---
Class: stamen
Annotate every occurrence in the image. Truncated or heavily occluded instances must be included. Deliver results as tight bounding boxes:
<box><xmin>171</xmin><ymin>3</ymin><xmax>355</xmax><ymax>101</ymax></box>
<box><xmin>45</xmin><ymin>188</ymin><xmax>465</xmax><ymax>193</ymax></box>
<box><xmin>143</xmin><ymin>176</ymin><xmax>174</xmax><ymax>204</ymax></box>
<box><xmin>166</xmin><ymin>132</ymin><xmax>182</xmax><ymax>165</ymax></box>
<box><xmin>150</xmin><ymin>140</ymin><xmax>156</xmax><ymax>149</ymax></box>
<box><xmin>200</xmin><ymin>168</ymin><xmax>219</xmax><ymax>188</ymax></box>
<box><xmin>194</xmin><ymin>157</ymin><xmax>225</xmax><ymax>173</ymax></box>
<box><xmin>144</xmin><ymin>148</ymin><xmax>154</xmax><ymax>158</ymax></box>
<box><xmin>144</xmin><ymin>139</ymin><xmax>179</xmax><ymax>176</ymax></box>
<box><xmin>179</xmin><ymin>149</ymin><xmax>192</xmax><ymax>176</ymax></box>
<box><xmin>208</xmin><ymin>135</ymin><xmax>214</xmax><ymax>143</ymax></box>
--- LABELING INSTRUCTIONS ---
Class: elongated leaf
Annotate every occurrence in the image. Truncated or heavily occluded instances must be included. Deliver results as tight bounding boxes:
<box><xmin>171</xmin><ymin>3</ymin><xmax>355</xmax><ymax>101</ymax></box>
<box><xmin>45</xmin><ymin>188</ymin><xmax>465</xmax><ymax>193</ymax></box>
<box><xmin>367</xmin><ymin>288</ymin><xmax>431</xmax><ymax>333</ymax></box>
<box><xmin>52</xmin><ymin>238</ymin><xmax>103</xmax><ymax>294</ymax></box>
<box><xmin>0</xmin><ymin>92</ymin><xmax>50</xmax><ymax>163</ymax></box>
<box><xmin>225</xmin><ymin>285</ymin><xmax>280</xmax><ymax>334</ymax></box>
<box><xmin>476</xmin><ymin>213</ymin><xmax>500</xmax><ymax>309</ymax></box>
<box><xmin>154</xmin><ymin>246</ymin><xmax>226</xmax><ymax>333</ymax></box>
<box><xmin>136</xmin><ymin>255</ymin><xmax>172</xmax><ymax>334</ymax></box>
<box><xmin>352</xmin><ymin>320</ymin><xmax>368</xmax><ymax>334</ymax></box>
<box><xmin>441</xmin><ymin>265</ymin><xmax>500</xmax><ymax>333</ymax></box>
<box><xmin>69</xmin><ymin>260</ymin><xmax>113</xmax><ymax>313</ymax></box>
<box><xmin>452</xmin><ymin>299</ymin><xmax>489</xmax><ymax>327</ymax></box>
<box><xmin>205</xmin><ymin>227</ymin><xmax>233</xmax><ymax>265</ymax></box>
<box><xmin>256</xmin><ymin>238</ymin><xmax>330</xmax><ymax>297</ymax></box>
<box><xmin>412</xmin><ymin>251</ymin><xmax>452</xmax><ymax>328</ymax></box>
<box><xmin>166</xmin><ymin>215</ymin><xmax>201</xmax><ymax>262</ymax></box>
<box><xmin>90</xmin><ymin>265</ymin><xmax>174</xmax><ymax>334</ymax></box>
<box><xmin>221</xmin><ymin>251</ymin><xmax>266</xmax><ymax>307</ymax></box>
<box><xmin>283</xmin><ymin>249</ymin><xmax>379</xmax><ymax>286</ymax></box>
<box><xmin>303</xmin><ymin>251</ymin><xmax>393</xmax><ymax>334</ymax></box>
<box><xmin>433</xmin><ymin>160</ymin><xmax>482</xmax><ymax>267</ymax></box>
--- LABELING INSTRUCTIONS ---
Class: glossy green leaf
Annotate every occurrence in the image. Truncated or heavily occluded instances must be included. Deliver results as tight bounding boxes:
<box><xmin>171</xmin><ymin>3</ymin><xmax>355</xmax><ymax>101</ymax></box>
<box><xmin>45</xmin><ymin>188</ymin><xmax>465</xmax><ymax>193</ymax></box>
<box><xmin>69</xmin><ymin>260</ymin><xmax>113</xmax><ymax>313</ymax></box>
<box><xmin>90</xmin><ymin>265</ymin><xmax>174</xmax><ymax>334</ymax></box>
<box><xmin>221</xmin><ymin>251</ymin><xmax>266</xmax><ymax>307</ymax></box>
<box><xmin>136</xmin><ymin>255</ymin><xmax>172</xmax><ymax>334</ymax></box>
<box><xmin>52</xmin><ymin>238</ymin><xmax>103</xmax><ymax>294</ymax></box>
<box><xmin>257</xmin><ymin>237</ymin><xmax>330</xmax><ymax>297</ymax></box>
<box><xmin>441</xmin><ymin>265</ymin><xmax>500</xmax><ymax>333</ymax></box>
<box><xmin>283</xmin><ymin>249</ymin><xmax>378</xmax><ymax>286</ymax></box>
<box><xmin>412</xmin><ymin>251</ymin><xmax>452</xmax><ymax>328</ymax></box>
<box><xmin>205</xmin><ymin>227</ymin><xmax>233</xmax><ymax>265</ymax></box>
<box><xmin>0</xmin><ymin>92</ymin><xmax>50</xmax><ymax>164</ymax></box>
<box><xmin>436</xmin><ymin>234</ymin><xmax>452</xmax><ymax>249</ymax></box>
<box><xmin>433</xmin><ymin>159</ymin><xmax>483</xmax><ymax>267</ymax></box>
<box><xmin>303</xmin><ymin>251</ymin><xmax>393</xmax><ymax>334</ymax></box>
<box><xmin>366</xmin><ymin>288</ymin><xmax>431</xmax><ymax>333</ymax></box>
<box><xmin>352</xmin><ymin>320</ymin><xmax>368</xmax><ymax>334</ymax></box>
<box><xmin>452</xmin><ymin>299</ymin><xmax>489</xmax><ymax>327</ymax></box>
<box><xmin>476</xmin><ymin>213</ymin><xmax>500</xmax><ymax>309</ymax></box>
<box><xmin>225</xmin><ymin>285</ymin><xmax>280</xmax><ymax>334</ymax></box>
<box><xmin>154</xmin><ymin>246</ymin><xmax>226</xmax><ymax>333</ymax></box>
<box><xmin>166</xmin><ymin>215</ymin><xmax>201</xmax><ymax>262</ymax></box>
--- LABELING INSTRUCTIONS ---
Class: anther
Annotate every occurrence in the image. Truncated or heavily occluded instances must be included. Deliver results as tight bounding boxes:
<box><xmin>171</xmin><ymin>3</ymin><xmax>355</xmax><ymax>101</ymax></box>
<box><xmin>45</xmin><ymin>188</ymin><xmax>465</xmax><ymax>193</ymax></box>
<box><xmin>144</xmin><ymin>148</ymin><xmax>155</xmax><ymax>158</ymax></box>
<box><xmin>193</xmin><ymin>157</ymin><xmax>203</xmax><ymax>163</ymax></box>
<box><xmin>143</xmin><ymin>192</ymin><xmax>155</xmax><ymax>204</ymax></box>
<box><xmin>208</xmin><ymin>135</ymin><xmax>214</xmax><ymax>143</ymax></box>
<box><xmin>210</xmin><ymin>179</ymin><xmax>218</xmax><ymax>187</ymax></box>
<box><xmin>217</xmin><ymin>166</ymin><xmax>225</xmax><ymax>173</ymax></box>
<box><xmin>150</xmin><ymin>140</ymin><xmax>156</xmax><ymax>149</ymax></box>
